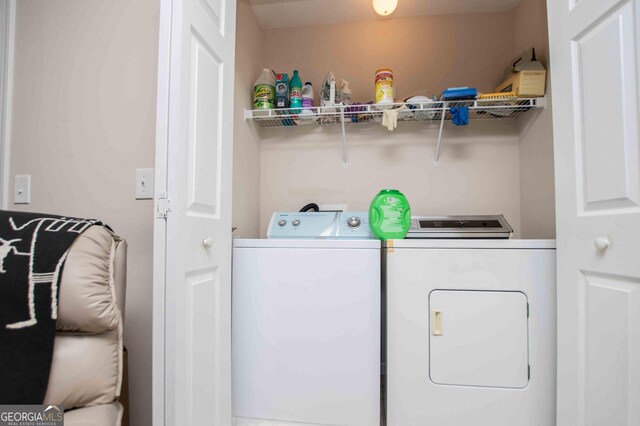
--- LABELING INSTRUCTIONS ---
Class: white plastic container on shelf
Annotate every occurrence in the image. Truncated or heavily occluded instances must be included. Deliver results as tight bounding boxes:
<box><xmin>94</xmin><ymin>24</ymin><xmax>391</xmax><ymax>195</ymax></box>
<box><xmin>301</xmin><ymin>82</ymin><xmax>314</xmax><ymax>113</ymax></box>
<box><xmin>297</xmin><ymin>81</ymin><xmax>317</xmax><ymax>122</ymax></box>
<box><xmin>341</xmin><ymin>79</ymin><xmax>352</xmax><ymax>105</ymax></box>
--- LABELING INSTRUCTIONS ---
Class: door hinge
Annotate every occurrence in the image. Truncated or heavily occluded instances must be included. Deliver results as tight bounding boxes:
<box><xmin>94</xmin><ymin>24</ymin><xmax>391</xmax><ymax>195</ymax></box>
<box><xmin>157</xmin><ymin>192</ymin><xmax>172</xmax><ymax>219</ymax></box>
<box><xmin>527</xmin><ymin>303</ymin><xmax>530</xmax><ymax>318</ymax></box>
<box><xmin>528</xmin><ymin>365</ymin><xmax>531</xmax><ymax>380</ymax></box>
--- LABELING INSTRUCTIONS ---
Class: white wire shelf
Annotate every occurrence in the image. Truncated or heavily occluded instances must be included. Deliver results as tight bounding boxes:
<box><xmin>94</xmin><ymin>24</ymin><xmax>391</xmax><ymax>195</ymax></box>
<box><xmin>243</xmin><ymin>97</ymin><xmax>545</xmax><ymax>128</ymax></box>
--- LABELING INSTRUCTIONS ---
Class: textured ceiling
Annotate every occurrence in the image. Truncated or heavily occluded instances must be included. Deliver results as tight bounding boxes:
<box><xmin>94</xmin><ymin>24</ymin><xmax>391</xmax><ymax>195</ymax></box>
<box><xmin>249</xmin><ymin>0</ymin><xmax>522</xmax><ymax>29</ymax></box>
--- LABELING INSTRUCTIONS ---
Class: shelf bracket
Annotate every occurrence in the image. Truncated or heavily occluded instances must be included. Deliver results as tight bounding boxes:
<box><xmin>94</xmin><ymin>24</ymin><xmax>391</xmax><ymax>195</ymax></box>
<box><xmin>341</xmin><ymin>108</ymin><xmax>349</xmax><ymax>167</ymax></box>
<box><xmin>536</xmin><ymin>97</ymin><xmax>547</xmax><ymax>109</ymax></box>
<box><xmin>433</xmin><ymin>102</ymin><xmax>447</xmax><ymax>166</ymax></box>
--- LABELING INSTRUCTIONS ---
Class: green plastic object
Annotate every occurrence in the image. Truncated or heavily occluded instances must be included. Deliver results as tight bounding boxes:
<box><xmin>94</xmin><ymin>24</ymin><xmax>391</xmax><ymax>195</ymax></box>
<box><xmin>368</xmin><ymin>189</ymin><xmax>411</xmax><ymax>240</ymax></box>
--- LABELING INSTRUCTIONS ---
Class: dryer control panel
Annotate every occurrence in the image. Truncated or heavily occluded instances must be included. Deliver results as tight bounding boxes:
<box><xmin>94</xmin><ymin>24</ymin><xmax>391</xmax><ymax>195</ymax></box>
<box><xmin>267</xmin><ymin>211</ymin><xmax>373</xmax><ymax>239</ymax></box>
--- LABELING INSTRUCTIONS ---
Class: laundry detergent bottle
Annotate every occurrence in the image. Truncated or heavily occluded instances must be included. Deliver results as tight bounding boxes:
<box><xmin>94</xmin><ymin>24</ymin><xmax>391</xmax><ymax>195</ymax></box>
<box><xmin>253</xmin><ymin>68</ymin><xmax>275</xmax><ymax>109</ymax></box>
<box><xmin>289</xmin><ymin>70</ymin><xmax>303</xmax><ymax>112</ymax></box>
<box><xmin>302</xmin><ymin>82</ymin><xmax>314</xmax><ymax>112</ymax></box>
<box><xmin>368</xmin><ymin>189</ymin><xmax>411</xmax><ymax>240</ymax></box>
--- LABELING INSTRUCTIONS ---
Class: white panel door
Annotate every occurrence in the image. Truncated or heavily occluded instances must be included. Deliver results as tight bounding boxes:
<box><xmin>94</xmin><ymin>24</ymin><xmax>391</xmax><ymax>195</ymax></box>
<box><xmin>547</xmin><ymin>0</ymin><xmax>640</xmax><ymax>424</ymax></box>
<box><xmin>160</xmin><ymin>0</ymin><xmax>236</xmax><ymax>424</ymax></box>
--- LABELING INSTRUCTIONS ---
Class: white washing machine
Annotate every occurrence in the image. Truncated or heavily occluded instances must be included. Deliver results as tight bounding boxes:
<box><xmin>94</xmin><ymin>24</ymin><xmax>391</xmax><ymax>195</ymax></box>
<box><xmin>385</xmin><ymin>238</ymin><xmax>556</xmax><ymax>426</ymax></box>
<box><xmin>232</xmin><ymin>212</ymin><xmax>380</xmax><ymax>426</ymax></box>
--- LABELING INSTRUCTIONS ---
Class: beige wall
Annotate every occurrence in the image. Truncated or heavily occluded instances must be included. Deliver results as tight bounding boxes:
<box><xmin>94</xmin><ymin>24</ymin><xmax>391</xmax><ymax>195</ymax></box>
<box><xmin>236</xmin><ymin>6</ymin><xmax>556</xmax><ymax>238</ymax></box>
<box><xmin>232</xmin><ymin>0</ymin><xmax>263</xmax><ymax>238</ymax></box>
<box><xmin>9</xmin><ymin>1</ymin><xmax>158</xmax><ymax>424</ymax></box>
<box><xmin>513</xmin><ymin>0</ymin><xmax>549</xmax><ymax>66</ymax></box>
<box><xmin>514</xmin><ymin>0</ymin><xmax>556</xmax><ymax>239</ymax></box>
<box><xmin>263</xmin><ymin>12</ymin><xmax>515</xmax><ymax>102</ymax></box>
<box><xmin>259</xmin><ymin>122</ymin><xmax>522</xmax><ymax>236</ymax></box>
<box><xmin>252</xmin><ymin>11</ymin><xmax>532</xmax><ymax>236</ymax></box>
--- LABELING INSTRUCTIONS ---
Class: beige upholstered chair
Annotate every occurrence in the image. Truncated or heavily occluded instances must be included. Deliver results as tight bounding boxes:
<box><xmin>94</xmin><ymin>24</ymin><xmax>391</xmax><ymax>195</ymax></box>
<box><xmin>43</xmin><ymin>225</ymin><xmax>127</xmax><ymax>425</ymax></box>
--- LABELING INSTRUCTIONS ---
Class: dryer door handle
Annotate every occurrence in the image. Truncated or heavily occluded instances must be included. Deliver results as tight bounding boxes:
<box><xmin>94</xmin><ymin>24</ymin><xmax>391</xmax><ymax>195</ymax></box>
<box><xmin>432</xmin><ymin>310</ymin><xmax>443</xmax><ymax>336</ymax></box>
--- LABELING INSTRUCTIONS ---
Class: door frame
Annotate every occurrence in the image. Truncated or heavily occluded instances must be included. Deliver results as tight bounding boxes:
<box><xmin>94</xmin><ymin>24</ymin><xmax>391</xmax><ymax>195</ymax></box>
<box><xmin>0</xmin><ymin>0</ymin><xmax>14</xmax><ymax>209</ymax></box>
<box><xmin>152</xmin><ymin>0</ymin><xmax>172</xmax><ymax>423</ymax></box>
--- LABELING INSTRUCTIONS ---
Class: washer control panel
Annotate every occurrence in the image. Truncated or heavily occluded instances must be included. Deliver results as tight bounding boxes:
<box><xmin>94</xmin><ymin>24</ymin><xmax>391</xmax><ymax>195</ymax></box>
<box><xmin>267</xmin><ymin>211</ymin><xmax>372</xmax><ymax>239</ymax></box>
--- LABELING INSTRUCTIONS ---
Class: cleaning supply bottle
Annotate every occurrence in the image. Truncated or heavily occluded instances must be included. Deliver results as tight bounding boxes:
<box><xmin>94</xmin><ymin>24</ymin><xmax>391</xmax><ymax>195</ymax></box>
<box><xmin>340</xmin><ymin>79</ymin><xmax>352</xmax><ymax>105</ymax></box>
<box><xmin>289</xmin><ymin>70</ymin><xmax>303</xmax><ymax>112</ymax></box>
<box><xmin>302</xmin><ymin>82</ymin><xmax>314</xmax><ymax>113</ymax></box>
<box><xmin>253</xmin><ymin>68</ymin><xmax>275</xmax><ymax>109</ymax></box>
<box><xmin>375</xmin><ymin>68</ymin><xmax>394</xmax><ymax>107</ymax></box>
<box><xmin>368</xmin><ymin>189</ymin><xmax>411</xmax><ymax>240</ymax></box>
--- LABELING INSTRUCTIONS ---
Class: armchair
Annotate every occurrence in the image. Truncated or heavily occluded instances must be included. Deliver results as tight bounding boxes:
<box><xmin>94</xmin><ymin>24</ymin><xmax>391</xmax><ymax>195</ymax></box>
<box><xmin>43</xmin><ymin>225</ymin><xmax>127</xmax><ymax>425</ymax></box>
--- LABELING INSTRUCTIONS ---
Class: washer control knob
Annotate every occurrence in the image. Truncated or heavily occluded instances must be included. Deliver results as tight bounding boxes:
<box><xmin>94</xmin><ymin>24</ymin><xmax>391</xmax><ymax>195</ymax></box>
<box><xmin>292</xmin><ymin>219</ymin><xmax>301</xmax><ymax>227</ymax></box>
<box><xmin>347</xmin><ymin>216</ymin><xmax>361</xmax><ymax>228</ymax></box>
<box><xmin>278</xmin><ymin>219</ymin><xmax>287</xmax><ymax>227</ymax></box>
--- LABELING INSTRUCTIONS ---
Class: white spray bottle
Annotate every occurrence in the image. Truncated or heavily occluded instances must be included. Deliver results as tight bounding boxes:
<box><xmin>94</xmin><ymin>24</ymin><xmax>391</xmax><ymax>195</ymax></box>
<box><xmin>340</xmin><ymin>79</ymin><xmax>352</xmax><ymax>105</ymax></box>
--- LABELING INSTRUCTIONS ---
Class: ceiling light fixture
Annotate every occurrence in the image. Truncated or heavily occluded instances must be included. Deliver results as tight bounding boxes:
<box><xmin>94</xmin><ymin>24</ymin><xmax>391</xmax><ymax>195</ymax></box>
<box><xmin>373</xmin><ymin>0</ymin><xmax>398</xmax><ymax>16</ymax></box>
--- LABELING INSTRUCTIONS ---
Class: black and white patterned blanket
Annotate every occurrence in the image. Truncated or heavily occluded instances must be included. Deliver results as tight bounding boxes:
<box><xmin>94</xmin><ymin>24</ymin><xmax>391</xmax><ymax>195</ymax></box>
<box><xmin>0</xmin><ymin>210</ymin><xmax>107</xmax><ymax>403</ymax></box>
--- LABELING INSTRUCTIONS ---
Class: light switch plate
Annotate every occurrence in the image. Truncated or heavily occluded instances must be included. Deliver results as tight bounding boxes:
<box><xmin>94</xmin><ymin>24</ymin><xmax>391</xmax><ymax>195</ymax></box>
<box><xmin>14</xmin><ymin>175</ymin><xmax>30</xmax><ymax>204</ymax></box>
<box><xmin>136</xmin><ymin>168</ymin><xmax>154</xmax><ymax>200</ymax></box>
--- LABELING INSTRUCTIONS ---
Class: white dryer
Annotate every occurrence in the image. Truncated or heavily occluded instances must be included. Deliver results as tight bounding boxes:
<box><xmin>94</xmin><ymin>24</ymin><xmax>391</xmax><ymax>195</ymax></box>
<box><xmin>385</xmin><ymin>239</ymin><xmax>556</xmax><ymax>426</ymax></box>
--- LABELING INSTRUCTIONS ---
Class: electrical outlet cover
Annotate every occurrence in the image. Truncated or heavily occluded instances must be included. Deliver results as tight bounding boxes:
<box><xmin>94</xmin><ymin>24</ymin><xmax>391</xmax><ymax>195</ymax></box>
<box><xmin>136</xmin><ymin>168</ymin><xmax>154</xmax><ymax>200</ymax></box>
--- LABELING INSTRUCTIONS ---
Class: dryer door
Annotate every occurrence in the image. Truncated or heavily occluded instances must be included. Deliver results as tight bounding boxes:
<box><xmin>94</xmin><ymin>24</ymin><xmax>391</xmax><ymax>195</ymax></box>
<box><xmin>429</xmin><ymin>290</ymin><xmax>529</xmax><ymax>389</ymax></box>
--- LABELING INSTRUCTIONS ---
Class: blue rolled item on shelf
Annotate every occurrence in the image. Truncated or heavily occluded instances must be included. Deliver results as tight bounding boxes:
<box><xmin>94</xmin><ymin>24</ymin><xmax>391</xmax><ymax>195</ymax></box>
<box><xmin>449</xmin><ymin>106</ymin><xmax>469</xmax><ymax>126</ymax></box>
<box><xmin>441</xmin><ymin>87</ymin><xmax>477</xmax><ymax>100</ymax></box>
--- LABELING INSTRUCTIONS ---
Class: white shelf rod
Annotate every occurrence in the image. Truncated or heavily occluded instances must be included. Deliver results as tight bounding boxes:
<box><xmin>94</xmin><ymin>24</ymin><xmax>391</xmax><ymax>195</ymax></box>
<box><xmin>433</xmin><ymin>102</ymin><xmax>448</xmax><ymax>166</ymax></box>
<box><xmin>340</xmin><ymin>108</ymin><xmax>348</xmax><ymax>167</ymax></box>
